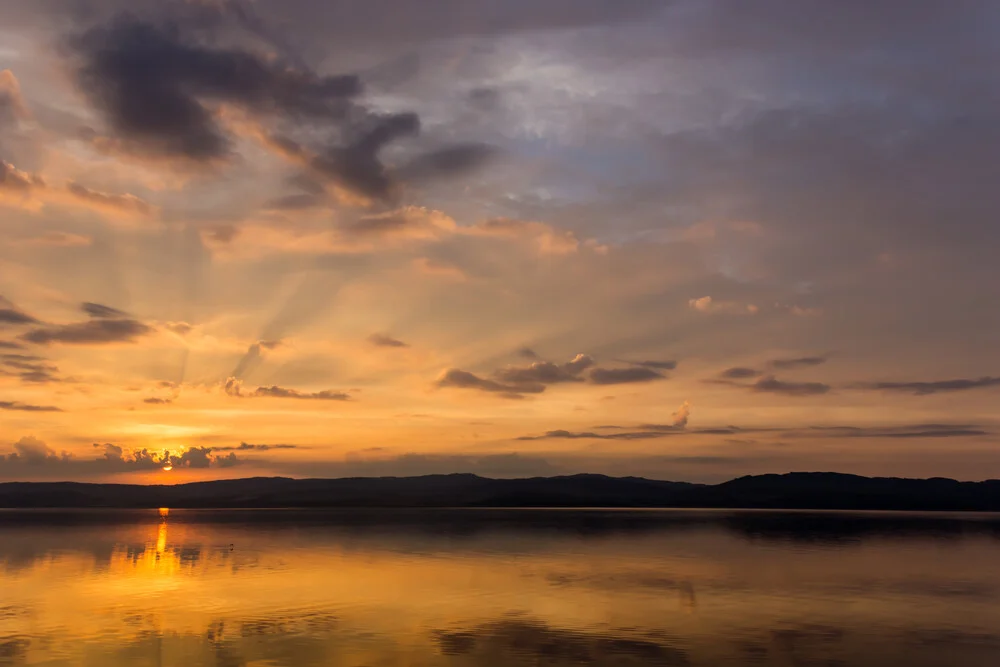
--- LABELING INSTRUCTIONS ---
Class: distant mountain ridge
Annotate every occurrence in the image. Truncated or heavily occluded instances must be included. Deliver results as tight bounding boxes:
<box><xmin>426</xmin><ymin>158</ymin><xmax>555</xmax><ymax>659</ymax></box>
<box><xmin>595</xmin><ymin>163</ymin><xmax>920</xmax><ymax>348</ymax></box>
<box><xmin>1</xmin><ymin>472</ymin><xmax>999</xmax><ymax>510</ymax></box>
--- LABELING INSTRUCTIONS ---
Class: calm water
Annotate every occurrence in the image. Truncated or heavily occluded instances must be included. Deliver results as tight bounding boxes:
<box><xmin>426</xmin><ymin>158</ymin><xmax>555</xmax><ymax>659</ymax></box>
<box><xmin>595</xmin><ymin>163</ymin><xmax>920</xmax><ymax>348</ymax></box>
<box><xmin>2</xmin><ymin>509</ymin><xmax>1000</xmax><ymax>666</ymax></box>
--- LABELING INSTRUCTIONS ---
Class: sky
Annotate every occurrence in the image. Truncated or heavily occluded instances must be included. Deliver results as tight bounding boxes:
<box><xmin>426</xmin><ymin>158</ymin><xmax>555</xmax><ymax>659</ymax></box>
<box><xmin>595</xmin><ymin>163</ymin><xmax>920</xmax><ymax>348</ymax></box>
<box><xmin>1</xmin><ymin>0</ymin><xmax>999</xmax><ymax>483</ymax></box>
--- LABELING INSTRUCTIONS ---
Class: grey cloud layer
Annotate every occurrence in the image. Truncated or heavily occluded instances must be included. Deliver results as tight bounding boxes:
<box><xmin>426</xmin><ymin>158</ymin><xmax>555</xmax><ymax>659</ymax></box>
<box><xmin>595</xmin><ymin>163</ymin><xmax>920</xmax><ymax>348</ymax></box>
<box><xmin>858</xmin><ymin>377</ymin><xmax>1000</xmax><ymax>396</ymax></box>
<box><xmin>224</xmin><ymin>377</ymin><xmax>350</xmax><ymax>401</ymax></box>
<box><xmin>70</xmin><ymin>11</ymin><xmax>495</xmax><ymax>201</ymax></box>
<box><xmin>0</xmin><ymin>438</ymin><xmax>241</xmax><ymax>473</ymax></box>
<box><xmin>437</xmin><ymin>354</ymin><xmax>667</xmax><ymax>397</ymax></box>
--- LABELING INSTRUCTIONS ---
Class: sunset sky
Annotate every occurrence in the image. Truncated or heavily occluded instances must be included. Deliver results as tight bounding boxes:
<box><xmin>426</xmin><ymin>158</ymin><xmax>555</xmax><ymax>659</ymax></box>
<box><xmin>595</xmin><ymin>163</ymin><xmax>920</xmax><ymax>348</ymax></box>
<box><xmin>1</xmin><ymin>0</ymin><xmax>999</xmax><ymax>483</ymax></box>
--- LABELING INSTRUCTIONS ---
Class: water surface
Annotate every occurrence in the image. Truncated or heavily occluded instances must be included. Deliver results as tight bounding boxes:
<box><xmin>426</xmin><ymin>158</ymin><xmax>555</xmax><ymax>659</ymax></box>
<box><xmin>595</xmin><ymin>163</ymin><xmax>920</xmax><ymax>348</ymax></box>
<box><xmin>1</xmin><ymin>509</ymin><xmax>999</xmax><ymax>666</ymax></box>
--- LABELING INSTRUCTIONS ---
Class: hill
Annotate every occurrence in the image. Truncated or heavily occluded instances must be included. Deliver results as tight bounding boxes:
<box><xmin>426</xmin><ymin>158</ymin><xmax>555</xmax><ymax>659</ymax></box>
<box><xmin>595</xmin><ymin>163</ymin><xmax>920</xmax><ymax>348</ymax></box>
<box><xmin>1</xmin><ymin>472</ymin><xmax>999</xmax><ymax>510</ymax></box>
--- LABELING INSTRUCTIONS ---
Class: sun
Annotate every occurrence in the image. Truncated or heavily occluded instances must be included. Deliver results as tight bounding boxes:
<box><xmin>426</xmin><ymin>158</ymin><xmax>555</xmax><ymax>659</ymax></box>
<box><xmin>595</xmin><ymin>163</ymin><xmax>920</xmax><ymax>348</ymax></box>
<box><xmin>162</xmin><ymin>465</ymin><xmax>173</xmax><ymax>472</ymax></box>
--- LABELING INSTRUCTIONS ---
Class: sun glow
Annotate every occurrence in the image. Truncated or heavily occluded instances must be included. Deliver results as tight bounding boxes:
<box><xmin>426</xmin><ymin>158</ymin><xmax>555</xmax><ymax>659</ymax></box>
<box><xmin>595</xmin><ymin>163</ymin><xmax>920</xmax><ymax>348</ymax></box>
<box><xmin>162</xmin><ymin>465</ymin><xmax>173</xmax><ymax>472</ymax></box>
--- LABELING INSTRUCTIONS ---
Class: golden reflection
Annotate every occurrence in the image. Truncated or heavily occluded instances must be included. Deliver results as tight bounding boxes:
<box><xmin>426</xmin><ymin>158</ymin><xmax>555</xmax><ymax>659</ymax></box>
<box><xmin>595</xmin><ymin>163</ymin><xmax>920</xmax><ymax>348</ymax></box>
<box><xmin>158</xmin><ymin>507</ymin><xmax>170</xmax><ymax>519</ymax></box>
<box><xmin>1</xmin><ymin>514</ymin><xmax>1000</xmax><ymax>666</ymax></box>
<box><xmin>155</xmin><ymin>521</ymin><xmax>167</xmax><ymax>555</ymax></box>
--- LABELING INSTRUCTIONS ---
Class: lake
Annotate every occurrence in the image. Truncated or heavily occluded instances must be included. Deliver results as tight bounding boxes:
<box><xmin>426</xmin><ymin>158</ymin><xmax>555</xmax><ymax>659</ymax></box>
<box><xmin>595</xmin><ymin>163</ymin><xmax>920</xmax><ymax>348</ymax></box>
<box><xmin>1</xmin><ymin>509</ymin><xmax>999</xmax><ymax>666</ymax></box>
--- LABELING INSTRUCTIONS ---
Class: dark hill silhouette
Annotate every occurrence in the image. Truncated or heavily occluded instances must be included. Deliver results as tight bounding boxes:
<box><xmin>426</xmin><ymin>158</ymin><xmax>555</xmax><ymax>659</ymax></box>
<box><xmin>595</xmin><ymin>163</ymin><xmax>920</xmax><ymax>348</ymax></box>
<box><xmin>0</xmin><ymin>472</ymin><xmax>998</xmax><ymax>510</ymax></box>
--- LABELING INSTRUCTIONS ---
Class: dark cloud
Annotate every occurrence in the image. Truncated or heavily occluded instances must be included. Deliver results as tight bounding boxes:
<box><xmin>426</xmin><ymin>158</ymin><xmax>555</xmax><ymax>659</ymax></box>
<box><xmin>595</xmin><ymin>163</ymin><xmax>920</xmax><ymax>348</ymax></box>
<box><xmin>0</xmin><ymin>309</ymin><xmax>37</xmax><ymax>327</ymax></box>
<box><xmin>213</xmin><ymin>442</ymin><xmax>300</xmax><ymax>452</ymax></box>
<box><xmin>396</xmin><ymin>143</ymin><xmax>497</xmax><ymax>183</ymax></box>
<box><xmin>1</xmin><ymin>439</ymin><xmax>242</xmax><ymax>474</ymax></box>
<box><xmin>310</xmin><ymin>112</ymin><xmax>421</xmax><ymax>200</ymax></box>
<box><xmin>720</xmin><ymin>367</ymin><xmax>762</xmax><ymax>379</ymax></box>
<box><xmin>21</xmin><ymin>318</ymin><xmax>153</xmax><ymax>345</ymax></box>
<box><xmin>0</xmin><ymin>401</ymin><xmax>62</xmax><ymax>413</ymax></box>
<box><xmin>0</xmin><ymin>296</ymin><xmax>39</xmax><ymax>326</ymax></box>
<box><xmin>0</xmin><ymin>341</ymin><xmax>25</xmax><ymax>350</ymax></box>
<box><xmin>81</xmin><ymin>302</ymin><xmax>129</xmax><ymax>319</ymax></box>
<box><xmin>751</xmin><ymin>376</ymin><xmax>831</xmax><ymax>397</ymax></box>
<box><xmin>231</xmin><ymin>340</ymin><xmax>281</xmax><ymax>378</ymax></box>
<box><xmin>518</xmin><ymin>429</ymin><xmax>669</xmax><ymax>442</ymax></box>
<box><xmin>143</xmin><ymin>397</ymin><xmax>172</xmax><ymax>405</ymax></box>
<box><xmin>589</xmin><ymin>367</ymin><xmax>664</xmax><ymax>385</ymax></box>
<box><xmin>253</xmin><ymin>385</ymin><xmax>351</xmax><ymax>401</ymax></box>
<box><xmin>223</xmin><ymin>376</ymin><xmax>350</xmax><ymax>401</ymax></box>
<box><xmin>858</xmin><ymin>377</ymin><xmax>1000</xmax><ymax>396</ymax></box>
<box><xmin>438</xmin><ymin>355</ymin><xmax>595</xmax><ymax>398</ymax></box>
<box><xmin>72</xmin><ymin>15</ymin><xmax>361</xmax><ymax>161</ymax></box>
<box><xmin>436</xmin><ymin>369</ymin><xmax>544</xmax><ymax>399</ymax></box>
<box><xmin>368</xmin><ymin>333</ymin><xmax>409</xmax><ymax>348</ymax></box>
<box><xmin>769</xmin><ymin>356</ymin><xmax>828</xmax><ymax>370</ymax></box>
<box><xmin>494</xmin><ymin>354</ymin><xmax>594</xmax><ymax>386</ymax></box>
<box><xmin>628</xmin><ymin>360</ymin><xmax>678</xmax><ymax>370</ymax></box>
<box><xmin>262</xmin><ymin>192</ymin><xmax>326</xmax><ymax>210</ymax></box>
<box><xmin>516</xmin><ymin>347</ymin><xmax>539</xmax><ymax>359</ymax></box>
<box><xmin>70</xmin><ymin>13</ymin><xmax>494</xmax><ymax>201</ymax></box>
<box><xmin>804</xmin><ymin>425</ymin><xmax>990</xmax><ymax>439</ymax></box>
<box><xmin>0</xmin><ymin>354</ymin><xmax>64</xmax><ymax>384</ymax></box>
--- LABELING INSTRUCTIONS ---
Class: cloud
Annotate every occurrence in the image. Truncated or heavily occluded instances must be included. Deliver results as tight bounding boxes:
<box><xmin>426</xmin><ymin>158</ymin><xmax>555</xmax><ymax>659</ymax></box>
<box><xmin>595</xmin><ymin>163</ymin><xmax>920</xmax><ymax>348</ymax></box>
<box><xmin>440</xmin><ymin>354</ymin><xmax>670</xmax><ymax>397</ymax></box>
<box><xmin>213</xmin><ymin>442</ymin><xmax>300</xmax><ymax>452</ymax></box>
<box><xmin>21</xmin><ymin>317</ymin><xmax>153</xmax><ymax>345</ymax></box>
<box><xmin>143</xmin><ymin>397</ymin><xmax>172</xmax><ymax>405</ymax></box>
<box><xmin>368</xmin><ymin>333</ymin><xmax>409</xmax><ymax>348</ymax></box>
<box><xmin>7</xmin><ymin>436</ymin><xmax>63</xmax><ymax>464</ymax></box>
<box><xmin>223</xmin><ymin>377</ymin><xmax>350</xmax><ymax>401</ymax></box>
<box><xmin>81</xmin><ymin>302</ymin><xmax>129</xmax><ymax>319</ymax></box>
<box><xmin>344</xmin><ymin>206</ymin><xmax>455</xmax><ymax>240</ymax></box>
<box><xmin>263</xmin><ymin>192</ymin><xmax>327</xmax><ymax>211</ymax></box>
<box><xmin>0</xmin><ymin>299</ymin><xmax>40</xmax><ymax>325</ymax></box>
<box><xmin>589</xmin><ymin>367</ymin><xmax>664</xmax><ymax>385</ymax></box>
<box><xmin>231</xmin><ymin>339</ymin><xmax>282</xmax><ymax>378</ymax></box>
<box><xmin>72</xmin><ymin>14</ymin><xmax>360</xmax><ymax>162</ymax></box>
<box><xmin>1</xmin><ymin>161</ymin><xmax>153</xmax><ymax>219</ymax></box>
<box><xmin>253</xmin><ymin>385</ymin><xmax>351</xmax><ymax>400</ymax></box>
<box><xmin>494</xmin><ymin>354</ymin><xmax>594</xmax><ymax>386</ymax></box>
<box><xmin>857</xmin><ymin>377</ymin><xmax>1000</xmax><ymax>396</ymax></box>
<box><xmin>0</xmin><ymin>161</ymin><xmax>45</xmax><ymax>198</ymax></box>
<box><xmin>751</xmin><ymin>375</ymin><xmax>831</xmax><ymax>397</ymax></box>
<box><xmin>689</xmin><ymin>296</ymin><xmax>758</xmax><ymax>315</ymax></box>
<box><xmin>672</xmin><ymin>400</ymin><xmax>691</xmax><ymax>428</ymax></box>
<box><xmin>436</xmin><ymin>368</ymin><xmax>544</xmax><ymax>399</ymax></box>
<box><xmin>1</xmin><ymin>353</ymin><xmax>64</xmax><ymax>384</ymax></box>
<box><xmin>440</xmin><ymin>354</ymin><xmax>596</xmax><ymax>398</ymax></box>
<box><xmin>769</xmin><ymin>356</ymin><xmax>828</xmax><ymax>370</ymax></box>
<box><xmin>628</xmin><ymin>360</ymin><xmax>678</xmax><ymax>370</ymax></box>
<box><xmin>0</xmin><ymin>439</ymin><xmax>244</xmax><ymax>474</ymax></box>
<box><xmin>803</xmin><ymin>424</ymin><xmax>991</xmax><ymax>439</ymax></box>
<box><xmin>71</xmin><ymin>14</ymin><xmax>493</xmax><ymax>201</ymax></box>
<box><xmin>10</xmin><ymin>231</ymin><xmax>93</xmax><ymax>248</ymax></box>
<box><xmin>64</xmin><ymin>182</ymin><xmax>154</xmax><ymax>217</ymax></box>
<box><xmin>164</xmin><ymin>322</ymin><xmax>193</xmax><ymax>335</ymax></box>
<box><xmin>0</xmin><ymin>341</ymin><xmax>25</xmax><ymax>350</ymax></box>
<box><xmin>0</xmin><ymin>401</ymin><xmax>62</xmax><ymax>413</ymax></box>
<box><xmin>396</xmin><ymin>143</ymin><xmax>498</xmax><ymax>183</ymax></box>
<box><xmin>516</xmin><ymin>347</ymin><xmax>540</xmax><ymax>360</ymax></box>
<box><xmin>720</xmin><ymin>367</ymin><xmax>762</xmax><ymax>379</ymax></box>
<box><xmin>0</xmin><ymin>69</ymin><xmax>30</xmax><ymax>124</ymax></box>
